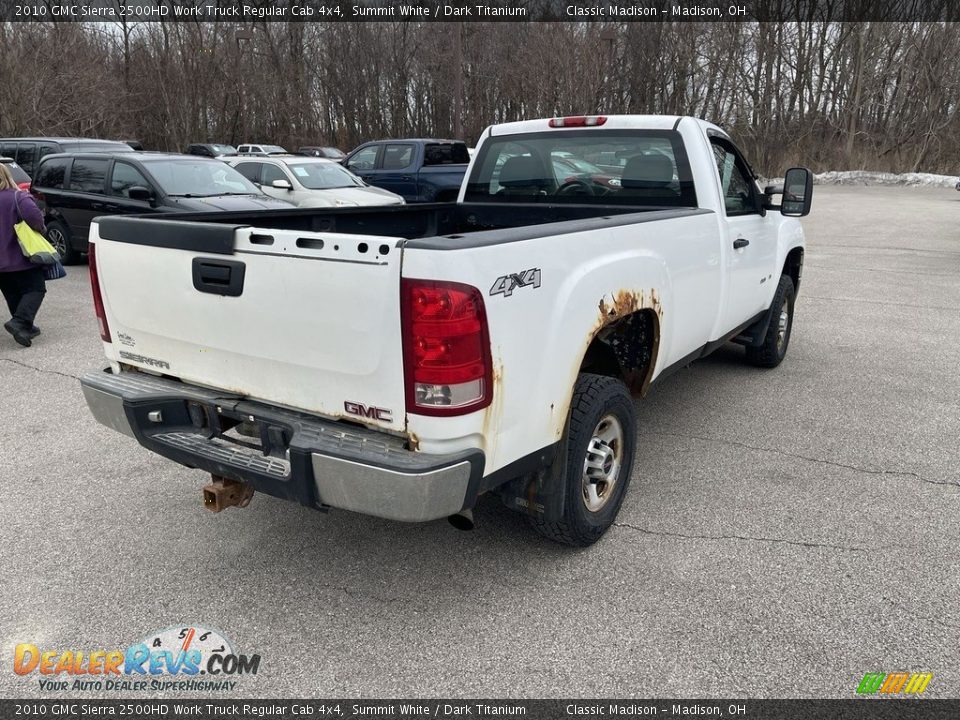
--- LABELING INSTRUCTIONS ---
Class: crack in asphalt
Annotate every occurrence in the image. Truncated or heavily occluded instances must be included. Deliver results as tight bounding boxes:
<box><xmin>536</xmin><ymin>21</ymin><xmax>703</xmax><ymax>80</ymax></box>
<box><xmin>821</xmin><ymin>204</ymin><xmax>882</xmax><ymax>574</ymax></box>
<box><xmin>885</xmin><ymin>602</ymin><xmax>960</xmax><ymax>632</ymax></box>
<box><xmin>0</xmin><ymin>357</ymin><xmax>81</xmax><ymax>382</ymax></box>
<box><xmin>641</xmin><ymin>430</ymin><xmax>958</xmax><ymax>488</ymax></box>
<box><xmin>613</xmin><ymin>521</ymin><xmax>871</xmax><ymax>555</ymax></box>
<box><xmin>803</xmin><ymin>295</ymin><xmax>956</xmax><ymax>312</ymax></box>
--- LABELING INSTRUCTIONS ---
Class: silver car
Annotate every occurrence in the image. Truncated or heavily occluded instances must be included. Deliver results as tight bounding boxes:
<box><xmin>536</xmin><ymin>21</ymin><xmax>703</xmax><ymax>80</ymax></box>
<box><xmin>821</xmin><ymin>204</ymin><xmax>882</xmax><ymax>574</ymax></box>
<box><xmin>227</xmin><ymin>155</ymin><xmax>405</xmax><ymax>207</ymax></box>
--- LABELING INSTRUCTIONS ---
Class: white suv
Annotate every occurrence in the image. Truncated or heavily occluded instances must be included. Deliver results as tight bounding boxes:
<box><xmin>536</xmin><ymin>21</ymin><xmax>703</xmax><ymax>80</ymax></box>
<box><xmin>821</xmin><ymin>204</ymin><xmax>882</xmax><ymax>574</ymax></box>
<box><xmin>236</xmin><ymin>144</ymin><xmax>288</xmax><ymax>156</ymax></box>
<box><xmin>227</xmin><ymin>156</ymin><xmax>404</xmax><ymax>207</ymax></box>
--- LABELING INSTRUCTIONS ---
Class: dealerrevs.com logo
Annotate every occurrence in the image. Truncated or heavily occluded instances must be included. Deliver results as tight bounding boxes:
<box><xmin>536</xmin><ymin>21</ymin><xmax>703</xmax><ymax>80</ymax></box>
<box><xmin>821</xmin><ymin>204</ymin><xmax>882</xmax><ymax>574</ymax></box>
<box><xmin>856</xmin><ymin>672</ymin><xmax>932</xmax><ymax>696</ymax></box>
<box><xmin>13</xmin><ymin>625</ymin><xmax>260</xmax><ymax>692</ymax></box>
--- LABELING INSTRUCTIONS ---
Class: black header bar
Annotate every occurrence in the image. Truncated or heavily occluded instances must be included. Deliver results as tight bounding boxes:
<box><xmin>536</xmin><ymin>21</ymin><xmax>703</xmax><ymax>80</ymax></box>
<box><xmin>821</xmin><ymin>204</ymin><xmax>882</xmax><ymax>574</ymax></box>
<box><xmin>1</xmin><ymin>0</ymin><xmax>958</xmax><ymax>22</ymax></box>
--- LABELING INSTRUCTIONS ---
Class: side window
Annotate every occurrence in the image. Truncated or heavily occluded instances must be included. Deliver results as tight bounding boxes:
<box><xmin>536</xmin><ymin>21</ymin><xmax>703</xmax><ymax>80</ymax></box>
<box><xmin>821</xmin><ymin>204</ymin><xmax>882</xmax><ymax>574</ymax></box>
<box><xmin>382</xmin><ymin>144</ymin><xmax>414</xmax><ymax>170</ymax></box>
<box><xmin>710</xmin><ymin>139</ymin><xmax>758</xmax><ymax>216</ymax></box>
<box><xmin>261</xmin><ymin>164</ymin><xmax>288</xmax><ymax>186</ymax></box>
<box><xmin>347</xmin><ymin>146</ymin><xmax>378</xmax><ymax>171</ymax></box>
<box><xmin>234</xmin><ymin>162</ymin><xmax>261</xmax><ymax>183</ymax></box>
<box><xmin>110</xmin><ymin>162</ymin><xmax>151</xmax><ymax>197</ymax></box>
<box><xmin>38</xmin><ymin>144</ymin><xmax>58</xmax><ymax>162</ymax></box>
<box><xmin>0</xmin><ymin>142</ymin><xmax>17</xmax><ymax>159</ymax></box>
<box><xmin>68</xmin><ymin>158</ymin><xmax>109</xmax><ymax>194</ymax></box>
<box><xmin>34</xmin><ymin>158</ymin><xmax>69</xmax><ymax>189</ymax></box>
<box><xmin>16</xmin><ymin>143</ymin><xmax>37</xmax><ymax>176</ymax></box>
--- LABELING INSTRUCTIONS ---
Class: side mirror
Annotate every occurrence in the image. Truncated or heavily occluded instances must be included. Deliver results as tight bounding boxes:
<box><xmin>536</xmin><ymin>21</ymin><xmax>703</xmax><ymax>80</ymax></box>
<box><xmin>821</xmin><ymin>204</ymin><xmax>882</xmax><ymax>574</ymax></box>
<box><xmin>271</xmin><ymin>179</ymin><xmax>293</xmax><ymax>191</ymax></box>
<box><xmin>127</xmin><ymin>186</ymin><xmax>154</xmax><ymax>203</ymax></box>
<box><xmin>780</xmin><ymin>167</ymin><xmax>813</xmax><ymax>217</ymax></box>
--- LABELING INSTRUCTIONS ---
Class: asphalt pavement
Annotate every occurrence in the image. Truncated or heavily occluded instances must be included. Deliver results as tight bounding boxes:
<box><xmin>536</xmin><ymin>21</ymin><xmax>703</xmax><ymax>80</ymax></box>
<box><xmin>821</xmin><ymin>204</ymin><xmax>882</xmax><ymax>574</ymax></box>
<box><xmin>1</xmin><ymin>186</ymin><xmax>957</xmax><ymax>699</ymax></box>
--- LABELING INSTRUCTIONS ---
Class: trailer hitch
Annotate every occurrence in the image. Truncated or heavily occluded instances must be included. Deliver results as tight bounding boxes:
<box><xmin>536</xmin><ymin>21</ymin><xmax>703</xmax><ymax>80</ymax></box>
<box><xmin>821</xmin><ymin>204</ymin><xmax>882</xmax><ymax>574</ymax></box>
<box><xmin>202</xmin><ymin>475</ymin><xmax>255</xmax><ymax>513</ymax></box>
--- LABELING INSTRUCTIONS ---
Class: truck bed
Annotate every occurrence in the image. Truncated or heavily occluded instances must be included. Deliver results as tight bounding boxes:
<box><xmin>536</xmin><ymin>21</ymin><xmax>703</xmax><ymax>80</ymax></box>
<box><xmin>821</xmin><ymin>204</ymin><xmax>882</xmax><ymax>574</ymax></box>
<box><xmin>96</xmin><ymin>202</ymin><xmax>710</xmax><ymax>252</ymax></box>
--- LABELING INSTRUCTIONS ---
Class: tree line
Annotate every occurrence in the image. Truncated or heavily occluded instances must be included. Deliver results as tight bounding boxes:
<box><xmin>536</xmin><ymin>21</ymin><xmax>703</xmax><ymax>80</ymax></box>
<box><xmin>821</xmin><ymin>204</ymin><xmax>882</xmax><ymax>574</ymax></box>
<box><xmin>0</xmin><ymin>20</ymin><xmax>958</xmax><ymax>175</ymax></box>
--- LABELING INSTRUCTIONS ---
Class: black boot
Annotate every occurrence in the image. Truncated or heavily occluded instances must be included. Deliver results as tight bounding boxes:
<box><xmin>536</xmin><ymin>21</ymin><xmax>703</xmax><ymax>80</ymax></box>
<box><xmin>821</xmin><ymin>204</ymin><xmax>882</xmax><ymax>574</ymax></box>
<box><xmin>3</xmin><ymin>320</ymin><xmax>31</xmax><ymax>347</ymax></box>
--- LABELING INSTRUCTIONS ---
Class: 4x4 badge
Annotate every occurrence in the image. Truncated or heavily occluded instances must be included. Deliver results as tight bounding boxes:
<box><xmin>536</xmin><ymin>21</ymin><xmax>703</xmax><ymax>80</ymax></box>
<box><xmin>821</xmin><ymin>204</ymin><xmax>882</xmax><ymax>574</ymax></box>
<box><xmin>490</xmin><ymin>268</ymin><xmax>542</xmax><ymax>297</ymax></box>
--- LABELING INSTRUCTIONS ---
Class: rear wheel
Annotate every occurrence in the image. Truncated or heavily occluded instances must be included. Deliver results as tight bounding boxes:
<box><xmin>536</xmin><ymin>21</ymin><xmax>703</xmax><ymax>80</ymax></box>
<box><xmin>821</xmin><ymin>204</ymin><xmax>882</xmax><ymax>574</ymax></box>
<box><xmin>529</xmin><ymin>373</ymin><xmax>636</xmax><ymax>547</ymax></box>
<box><xmin>745</xmin><ymin>274</ymin><xmax>795</xmax><ymax>368</ymax></box>
<box><xmin>46</xmin><ymin>221</ymin><xmax>78</xmax><ymax>265</ymax></box>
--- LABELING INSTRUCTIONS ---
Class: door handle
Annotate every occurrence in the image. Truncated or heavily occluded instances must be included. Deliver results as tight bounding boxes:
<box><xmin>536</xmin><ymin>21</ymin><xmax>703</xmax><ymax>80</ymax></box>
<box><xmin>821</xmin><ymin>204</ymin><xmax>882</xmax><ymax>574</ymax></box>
<box><xmin>400</xmin><ymin>175</ymin><xmax>412</xmax><ymax>181</ymax></box>
<box><xmin>733</xmin><ymin>238</ymin><xmax>750</xmax><ymax>249</ymax></box>
<box><xmin>192</xmin><ymin>258</ymin><xmax>246</xmax><ymax>297</ymax></box>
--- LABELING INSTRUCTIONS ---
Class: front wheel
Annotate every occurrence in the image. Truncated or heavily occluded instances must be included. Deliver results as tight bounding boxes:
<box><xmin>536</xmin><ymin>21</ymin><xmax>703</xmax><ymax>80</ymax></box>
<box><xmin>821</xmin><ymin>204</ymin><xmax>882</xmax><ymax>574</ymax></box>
<box><xmin>46</xmin><ymin>221</ymin><xmax>78</xmax><ymax>265</ymax></box>
<box><xmin>529</xmin><ymin>373</ymin><xmax>636</xmax><ymax>547</ymax></box>
<box><xmin>745</xmin><ymin>274</ymin><xmax>795</xmax><ymax>368</ymax></box>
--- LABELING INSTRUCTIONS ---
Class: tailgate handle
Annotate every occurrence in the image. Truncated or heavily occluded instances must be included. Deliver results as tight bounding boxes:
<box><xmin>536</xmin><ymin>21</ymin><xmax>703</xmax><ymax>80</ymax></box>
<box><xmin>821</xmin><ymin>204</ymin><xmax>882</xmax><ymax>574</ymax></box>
<box><xmin>192</xmin><ymin>258</ymin><xmax>246</xmax><ymax>297</ymax></box>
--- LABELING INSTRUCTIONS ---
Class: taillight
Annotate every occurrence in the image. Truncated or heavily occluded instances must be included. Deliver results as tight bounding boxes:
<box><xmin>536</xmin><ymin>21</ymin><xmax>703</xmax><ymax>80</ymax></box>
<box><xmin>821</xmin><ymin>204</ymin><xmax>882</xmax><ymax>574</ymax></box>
<box><xmin>88</xmin><ymin>243</ymin><xmax>111</xmax><ymax>343</ymax></box>
<box><xmin>401</xmin><ymin>279</ymin><xmax>492</xmax><ymax>416</ymax></box>
<box><xmin>549</xmin><ymin>115</ymin><xmax>608</xmax><ymax>128</ymax></box>
<box><xmin>17</xmin><ymin>182</ymin><xmax>30</xmax><ymax>191</ymax></box>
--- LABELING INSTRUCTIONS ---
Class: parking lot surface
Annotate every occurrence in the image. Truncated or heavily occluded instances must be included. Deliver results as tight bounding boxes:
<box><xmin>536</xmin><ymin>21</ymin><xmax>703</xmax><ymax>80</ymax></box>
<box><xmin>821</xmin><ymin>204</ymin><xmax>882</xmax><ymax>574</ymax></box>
<box><xmin>1</xmin><ymin>186</ymin><xmax>958</xmax><ymax>698</ymax></box>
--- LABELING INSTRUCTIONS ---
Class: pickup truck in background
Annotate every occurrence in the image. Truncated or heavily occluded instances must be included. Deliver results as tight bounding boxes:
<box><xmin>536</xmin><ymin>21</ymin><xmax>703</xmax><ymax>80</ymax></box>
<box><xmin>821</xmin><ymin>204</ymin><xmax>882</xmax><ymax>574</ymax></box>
<box><xmin>342</xmin><ymin>139</ymin><xmax>469</xmax><ymax>203</ymax></box>
<box><xmin>81</xmin><ymin>115</ymin><xmax>811</xmax><ymax>546</ymax></box>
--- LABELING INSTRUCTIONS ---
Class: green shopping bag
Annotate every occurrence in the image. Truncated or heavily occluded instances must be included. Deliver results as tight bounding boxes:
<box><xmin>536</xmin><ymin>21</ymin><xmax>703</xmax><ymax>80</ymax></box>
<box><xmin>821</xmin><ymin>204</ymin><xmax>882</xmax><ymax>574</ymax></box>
<box><xmin>14</xmin><ymin>192</ymin><xmax>59</xmax><ymax>265</ymax></box>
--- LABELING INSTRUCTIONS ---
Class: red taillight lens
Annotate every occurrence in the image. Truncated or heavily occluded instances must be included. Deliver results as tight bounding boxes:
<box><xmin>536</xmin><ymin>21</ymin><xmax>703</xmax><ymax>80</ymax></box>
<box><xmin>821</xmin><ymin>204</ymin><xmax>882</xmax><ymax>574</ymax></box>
<box><xmin>17</xmin><ymin>182</ymin><xmax>30</xmax><ymax>191</ymax></box>
<box><xmin>549</xmin><ymin>115</ymin><xmax>608</xmax><ymax>128</ymax></box>
<box><xmin>88</xmin><ymin>244</ymin><xmax>111</xmax><ymax>343</ymax></box>
<box><xmin>401</xmin><ymin>279</ymin><xmax>492</xmax><ymax>416</ymax></box>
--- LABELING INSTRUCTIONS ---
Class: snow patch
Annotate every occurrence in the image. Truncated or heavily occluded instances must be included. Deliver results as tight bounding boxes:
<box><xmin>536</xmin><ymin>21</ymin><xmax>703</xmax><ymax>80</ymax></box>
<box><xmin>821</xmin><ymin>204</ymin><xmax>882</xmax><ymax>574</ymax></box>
<box><xmin>763</xmin><ymin>171</ymin><xmax>959</xmax><ymax>189</ymax></box>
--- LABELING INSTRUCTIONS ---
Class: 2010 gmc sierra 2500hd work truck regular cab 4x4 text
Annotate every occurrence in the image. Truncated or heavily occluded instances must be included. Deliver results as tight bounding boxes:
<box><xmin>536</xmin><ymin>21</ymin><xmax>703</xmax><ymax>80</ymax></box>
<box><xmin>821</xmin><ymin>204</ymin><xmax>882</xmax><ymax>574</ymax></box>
<box><xmin>81</xmin><ymin>115</ymin><xmax>812</xmax><ymax>546</ymax></box>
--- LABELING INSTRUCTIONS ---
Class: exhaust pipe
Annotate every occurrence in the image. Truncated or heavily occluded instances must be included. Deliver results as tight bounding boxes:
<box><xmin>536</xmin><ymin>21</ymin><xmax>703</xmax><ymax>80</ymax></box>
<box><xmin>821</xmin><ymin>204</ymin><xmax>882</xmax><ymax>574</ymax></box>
<box><xmin>448</xmin><ymin>508</ymin><xmax>475</xmax><ymax>531</ymax></box>
<box><xmin>203</xmin><ymin>475</ymin><xmax>255</xmax><ymax>513</ymax></box>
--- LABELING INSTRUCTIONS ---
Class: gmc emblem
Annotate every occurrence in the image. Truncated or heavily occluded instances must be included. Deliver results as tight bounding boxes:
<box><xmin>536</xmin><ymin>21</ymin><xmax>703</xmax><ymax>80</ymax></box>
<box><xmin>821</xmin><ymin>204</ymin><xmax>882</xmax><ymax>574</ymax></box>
<box><xmin>344</xmin><ymin>401</ymin><xmax>393</xmax><ymax>423</ymax></box>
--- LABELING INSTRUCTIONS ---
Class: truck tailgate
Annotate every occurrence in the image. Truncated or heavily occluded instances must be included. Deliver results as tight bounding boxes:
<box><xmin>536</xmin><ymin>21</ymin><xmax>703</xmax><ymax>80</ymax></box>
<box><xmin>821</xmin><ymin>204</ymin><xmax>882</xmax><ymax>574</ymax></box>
<box><xmin>92</xmin><ymin>218</ymin><xmax>407</xmax><ymax>433</ymax></box>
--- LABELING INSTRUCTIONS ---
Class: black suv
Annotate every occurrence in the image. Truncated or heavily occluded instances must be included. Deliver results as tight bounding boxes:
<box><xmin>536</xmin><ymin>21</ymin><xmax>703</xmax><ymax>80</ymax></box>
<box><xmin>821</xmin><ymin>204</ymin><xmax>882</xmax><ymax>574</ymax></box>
<box><xmin>0</xmin><ymin>137</ymin><xmax>131</xmax><ymax>178</ymax></box>
<box><xmin>185</xmin><ymin>143</ymin><xmax>238</xmax><ymax>158</ymax></box>
<box><xmin>31</xmin><ymin>152</ymin><xmax>294</xmax><ymax>263</ymax></box>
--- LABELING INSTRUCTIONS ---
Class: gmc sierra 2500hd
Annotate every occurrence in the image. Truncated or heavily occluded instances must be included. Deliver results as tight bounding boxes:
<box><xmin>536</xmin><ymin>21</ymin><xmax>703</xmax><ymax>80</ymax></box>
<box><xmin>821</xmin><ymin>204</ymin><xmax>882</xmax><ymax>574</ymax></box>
<box><xmin>81</xmin><ymin>115</ymin><xmax>811</xmax><ymax>546</ymax></box>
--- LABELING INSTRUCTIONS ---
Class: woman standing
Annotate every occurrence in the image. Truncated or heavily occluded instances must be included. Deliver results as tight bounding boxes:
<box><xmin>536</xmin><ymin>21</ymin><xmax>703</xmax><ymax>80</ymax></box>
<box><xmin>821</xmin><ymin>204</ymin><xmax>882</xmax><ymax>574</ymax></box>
<box><xmin>0</xmin><ymin>163</ymin><xmax>46</xmax><ymax>347</ymax></box>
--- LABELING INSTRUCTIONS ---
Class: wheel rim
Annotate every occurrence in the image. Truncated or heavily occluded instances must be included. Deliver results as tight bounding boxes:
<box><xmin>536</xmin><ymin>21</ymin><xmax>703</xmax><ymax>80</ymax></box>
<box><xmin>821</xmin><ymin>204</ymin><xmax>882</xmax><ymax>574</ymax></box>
<box><xmin>776</xmin><ymin>299</ymin><xmax>790</xmax><ymax>352</ymax></box>
<box><xmin>581</xmin><ymin>414</ymin><xmax>624</xmax><ymax>513</ymax></box>
<box><xmin>48</xmin><ymin>227</ymin><xmax>67</xmax><ymax>257</ymax></box>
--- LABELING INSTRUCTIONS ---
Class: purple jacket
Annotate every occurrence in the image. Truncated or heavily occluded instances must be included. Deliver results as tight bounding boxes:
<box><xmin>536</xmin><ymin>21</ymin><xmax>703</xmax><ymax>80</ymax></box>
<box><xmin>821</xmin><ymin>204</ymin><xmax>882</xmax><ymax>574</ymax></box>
<box><xmin>0</xmin><ymin>189</ymin><xmax>46</xmax><ymax>273</ymax></box>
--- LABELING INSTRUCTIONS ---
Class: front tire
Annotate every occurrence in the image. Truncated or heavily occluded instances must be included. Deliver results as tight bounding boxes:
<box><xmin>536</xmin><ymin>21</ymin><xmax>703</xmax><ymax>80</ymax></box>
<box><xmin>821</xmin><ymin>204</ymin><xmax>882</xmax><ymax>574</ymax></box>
<box><xmin>46</xmin><ymin>221</ymin><xmax>78</xmax><ymax>265</ymax></box>
<box><xmin>529</xmin><ymin>373</ymin><xmax>636</xmax><ymax>547</ymax></box>
<box><xmin>745</xmin><ymin>274</ymin><xmax>795</xmax><ymax>368</ymax></box>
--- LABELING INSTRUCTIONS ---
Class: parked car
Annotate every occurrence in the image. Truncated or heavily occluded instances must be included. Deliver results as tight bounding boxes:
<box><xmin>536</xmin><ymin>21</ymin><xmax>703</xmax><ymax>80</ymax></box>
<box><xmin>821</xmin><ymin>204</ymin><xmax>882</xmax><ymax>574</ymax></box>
<box><xmin>80</xmin><ymin>114</ymin><xmax>811</xmax><ymax>546</ymax></box>
<box><xmin>0</xmin><ymin>137</ymin><xmax>132</xmax><ymax>178</ymax></box>
<box><xmin>342</xmin><ymin>139</ymin><xmax>469</xmax><ymax>202</ymax></box>
<box><xmin>237</xmin><ymin>143</ymin><xmax>288</xmax><ymax>156</ymax></box>
<box><xmin>31</xmin><ymin>151</ymin><xmax>294</xmax><ymax>263</ymax></box>
<box><xmin>0</xmin><ymin>157</ymin><xmax>32</xmax><ymax>190</ymax></box>
<box><xmin>297</xmin><ymin>146</ymin><xmax>346</xmax><ymax>160</ymax></box>
<box><xmin>227</xmin><ymin>155</ymin><xmax>404</xmax><ymax>207</ymax></box>
<box><xmin>551</xmin><ymin>151</ymin><xmax>621</xmax><ymax>188</ymax></box>
<box><xmin>186</xmin><ymin>143</ymin><xmax>238</xmax><ymax>158</ymax></box>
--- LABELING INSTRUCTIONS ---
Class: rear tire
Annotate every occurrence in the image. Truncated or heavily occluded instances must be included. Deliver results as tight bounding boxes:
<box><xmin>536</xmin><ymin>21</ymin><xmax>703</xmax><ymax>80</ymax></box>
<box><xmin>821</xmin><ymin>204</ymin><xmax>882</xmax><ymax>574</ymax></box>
<box><xmin>46</xmin><ymin>221</ymin><xmax>78</xmax><ymax>265</ymax></box>
<box><xmin>529</xmin><ymin>373</ymin><xmax>636</xmax><ymax>547</ymax></box>
<box><xmin>745</xmin><ymin>274</ymin><xmax>795</xmax><ymax>368</ymax></box>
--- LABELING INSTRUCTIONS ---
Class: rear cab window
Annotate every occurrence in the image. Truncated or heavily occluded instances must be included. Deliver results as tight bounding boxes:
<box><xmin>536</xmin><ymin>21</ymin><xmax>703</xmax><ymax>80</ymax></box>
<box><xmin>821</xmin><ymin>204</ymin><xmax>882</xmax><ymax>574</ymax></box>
<box><xmin>424</xmin><ymin>143</ymin><xmax>469</xmax><ymax>165</ymax></box>
<box><xmin>464</xmin><ymin>130</ymin><xmax>696</xmax><ymax>207</ymax></box>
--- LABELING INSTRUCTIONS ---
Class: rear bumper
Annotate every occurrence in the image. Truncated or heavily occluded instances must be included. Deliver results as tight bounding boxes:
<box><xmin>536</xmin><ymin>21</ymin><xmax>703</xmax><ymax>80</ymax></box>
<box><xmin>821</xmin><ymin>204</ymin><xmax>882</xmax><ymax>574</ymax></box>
<box><xmin>81</xmin><ymin>369</ymin><xmax>483</xmax><ymax>522</ymax></box>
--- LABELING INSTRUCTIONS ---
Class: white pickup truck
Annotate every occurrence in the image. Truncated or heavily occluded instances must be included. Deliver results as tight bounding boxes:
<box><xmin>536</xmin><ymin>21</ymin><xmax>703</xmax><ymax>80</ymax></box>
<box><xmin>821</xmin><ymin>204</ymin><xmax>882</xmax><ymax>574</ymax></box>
<box><xmin>81</xmin><ymin>115</ymin><xmax>811</xmax><ymax>546</ymax></box>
